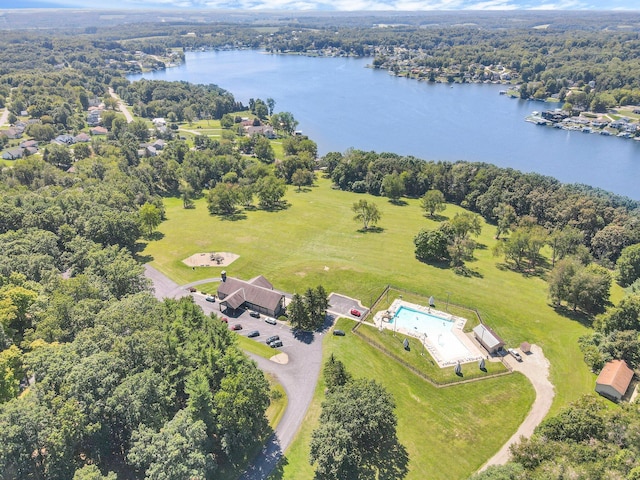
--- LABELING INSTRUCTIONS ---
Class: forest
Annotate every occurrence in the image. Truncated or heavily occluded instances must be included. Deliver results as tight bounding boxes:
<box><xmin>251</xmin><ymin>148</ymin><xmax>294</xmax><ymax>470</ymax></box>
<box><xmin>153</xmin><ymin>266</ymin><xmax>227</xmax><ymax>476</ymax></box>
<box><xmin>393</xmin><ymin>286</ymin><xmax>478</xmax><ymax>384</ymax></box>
<box><xmin>3</xmin><ymin>10</ymin><xmax>640</xmax><ymax>480</ymax></box>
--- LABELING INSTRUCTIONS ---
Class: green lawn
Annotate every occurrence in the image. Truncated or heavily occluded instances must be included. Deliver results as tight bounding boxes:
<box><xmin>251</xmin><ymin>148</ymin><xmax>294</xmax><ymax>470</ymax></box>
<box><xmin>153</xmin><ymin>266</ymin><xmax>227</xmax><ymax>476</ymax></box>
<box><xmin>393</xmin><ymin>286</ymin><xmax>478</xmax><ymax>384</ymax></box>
<box><xmin>144</xmin><ymin>176</ymin><xmax>611</xmax><ymax>411</ymax></box>
<box><xmin>354</xmin><ymin>322</ymin><xmax>508</xmax><ymax>385</ymax></box>
<box><xmin>143</xmin><ymin>175</ymin><xmax>622</xmax><ymax>477</ymax></box>
<box><xmin>272</xmin><ymin>318</ymin><xmax>533</xmax><ymax>480</ymax></box>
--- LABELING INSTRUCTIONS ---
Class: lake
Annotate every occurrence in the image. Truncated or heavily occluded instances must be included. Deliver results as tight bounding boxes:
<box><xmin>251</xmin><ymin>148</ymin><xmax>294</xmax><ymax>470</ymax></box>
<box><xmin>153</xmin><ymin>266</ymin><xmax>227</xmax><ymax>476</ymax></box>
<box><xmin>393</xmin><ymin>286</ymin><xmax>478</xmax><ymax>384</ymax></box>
<box><xmin>129</xmin><ymin>50</ymin><xmax>640</xmax><ymax>200</ymax></box>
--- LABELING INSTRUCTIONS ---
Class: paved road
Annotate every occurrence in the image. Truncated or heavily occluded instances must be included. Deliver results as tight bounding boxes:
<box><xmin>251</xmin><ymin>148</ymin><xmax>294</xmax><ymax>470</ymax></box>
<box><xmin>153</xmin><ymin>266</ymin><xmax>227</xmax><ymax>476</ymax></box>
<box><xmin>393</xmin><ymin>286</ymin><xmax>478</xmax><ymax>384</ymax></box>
<box><xmin>108</xmin><ymin>87</ymin><xmax>134</xmax><ymax>123</ymax></box>
<box><xmin>144</xmin><ymin>265</ymin><xmax>325</xmax><ymax>480</ymax></box>
<box><xmin>478</xmin><ymin>344</ymin><xmax>555</xmax><ymax>471</ymax></box>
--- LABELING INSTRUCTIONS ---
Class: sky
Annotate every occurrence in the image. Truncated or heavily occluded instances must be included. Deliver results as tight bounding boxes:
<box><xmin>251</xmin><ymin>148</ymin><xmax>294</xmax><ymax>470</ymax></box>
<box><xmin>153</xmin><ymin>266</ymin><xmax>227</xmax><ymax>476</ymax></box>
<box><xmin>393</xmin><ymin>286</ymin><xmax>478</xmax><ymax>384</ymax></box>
<box><xmin>2</xmin><ymin>0</ymin><xmax>640</xmax><ymax>10</ymax></box>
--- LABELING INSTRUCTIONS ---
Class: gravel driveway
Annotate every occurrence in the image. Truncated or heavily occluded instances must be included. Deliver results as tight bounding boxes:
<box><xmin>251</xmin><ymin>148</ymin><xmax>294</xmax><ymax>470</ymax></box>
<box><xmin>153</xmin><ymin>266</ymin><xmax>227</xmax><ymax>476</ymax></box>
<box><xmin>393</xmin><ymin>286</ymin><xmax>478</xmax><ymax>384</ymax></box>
<box><xmin>478</xmin><ymin>344</ymin><xmax>555</xmax><ymax>471</ymax></box>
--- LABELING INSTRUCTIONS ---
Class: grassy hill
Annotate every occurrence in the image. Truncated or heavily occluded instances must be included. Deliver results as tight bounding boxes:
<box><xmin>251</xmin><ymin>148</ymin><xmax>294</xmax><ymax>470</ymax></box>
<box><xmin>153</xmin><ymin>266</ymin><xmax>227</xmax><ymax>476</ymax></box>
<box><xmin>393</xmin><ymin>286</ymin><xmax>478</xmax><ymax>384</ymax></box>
<box><xmin>142</xmin><ymin>174</ymin><xmax>617</xmax><ymax>478</ymax></box>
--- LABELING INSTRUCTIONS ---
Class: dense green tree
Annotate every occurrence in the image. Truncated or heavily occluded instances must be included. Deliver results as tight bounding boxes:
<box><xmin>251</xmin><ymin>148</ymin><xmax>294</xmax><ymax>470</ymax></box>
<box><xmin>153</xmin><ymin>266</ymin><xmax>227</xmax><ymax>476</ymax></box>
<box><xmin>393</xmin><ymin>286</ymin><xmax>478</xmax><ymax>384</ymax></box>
<box><xmin>255</xmin><ymin>175</ymin><xmax>286</xmax><ymax>210</ymax></box>
<box><xmin>323</xmin><ymin>354</ymin><xmax>351</xmax><ymax>393</ymax></box>
<box><xmin>138</xmin><ymin>202</ymin><xmax>162</xmax><ymax>237</ymax></box>
<box><xmin>548</xmin><ymin>226</ymin><xmax>585</xmax><ymax>267</ymax></box>
<box><xmin>420</xmin><ymin>189</ymin><xmax>446</xmax><ymax>217</ymax></box>
<box><xmin>617</xmin><ymin>243</ymin><xmax>640</xmax><ymax>287</ymax></box>
<box><xmin>0</xmin><ymin>345</ymin><xmax>23</xmax><ymax>403</ymax></box>
<box><xmin>128</xmin><ymin>408</ymin><xmax>215</xmax><ymax>480</ymax></box>
<box><xmin>287</xmin><ymin>293</ymin><xmax>308</xmax><ymax>330</ymax></box>
<box><xmin>594</xmin><ymin>294</ymin><xmax>640</xmax><ymax>334</ymax></box>
<box><xmin>549</xmin><ymin>258</ymin><xmax>611</xmax><ymax>314</ymax></box>
<box><xmin>381</xmin><ymin>173</ymin><xmax>406</xmax><ymax>202</ymax></box>
<box><xmin>207</xmin><ymin>183</ymin><xmax>239</xmax><ymax>216</ymax></box>
<box><xmin>291</xmin><ymin>168</ymin><xmax>315</xmax><ymax>191</ymax></box>
<box><xmin>493</xmin><ymin>203</ymin><xmax>517</xmax><ymax>239</ymax></box>
<box><xmin>414</xmin><ymin>227</ymin><xmax>449</xmax><ymax>263</ymax></box>
<box><xmin>494</xmin><ymin>224</ymin><xmax>548</xmax><ymax>272</ymax></box>
<box><xmin>351</xmin><ymin>199</ymin><xmax>381</xmax><ymax>230</ymax></box>
<box><xmin>253</xmin><ymin>135</ymin><xmax>275</xmax><ymax>163</ymax></box>
<box><xmin>72</xmin><ymin>465</ymin><xmax>117</xmax><ymax>480</ymax></box>
<box><xmin>309</xmin><ymin>378</ymin><xmax>407</xmax><ymax>480</ymax></box>
<box><xmin>469</xmin><ymin>463</ymin><xmax>525</xmax><ymax>480</ymax></box>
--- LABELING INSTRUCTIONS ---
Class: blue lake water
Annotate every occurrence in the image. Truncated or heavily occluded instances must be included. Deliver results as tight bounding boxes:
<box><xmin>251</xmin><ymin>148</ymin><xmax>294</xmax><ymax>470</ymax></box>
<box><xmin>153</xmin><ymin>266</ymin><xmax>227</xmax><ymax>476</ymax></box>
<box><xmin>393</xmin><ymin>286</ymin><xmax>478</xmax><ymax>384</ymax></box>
<box><xmin>129</xmin><ymin>50</ymin><xmax>640</xmax><ymax>200</ymax></box>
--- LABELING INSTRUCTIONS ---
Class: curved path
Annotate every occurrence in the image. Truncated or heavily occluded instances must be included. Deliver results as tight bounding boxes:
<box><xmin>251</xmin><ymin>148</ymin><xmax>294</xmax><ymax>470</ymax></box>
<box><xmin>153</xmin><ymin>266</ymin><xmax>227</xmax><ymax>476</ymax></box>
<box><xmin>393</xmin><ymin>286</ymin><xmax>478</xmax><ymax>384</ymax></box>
<box><xmin>479</xmin><ymin>344</ymin><xmax>555</xmax><ymax>471</ymax></box>
<box><xmin>144</xmin><ymin>265</ymin><xmax>324</xmax><ymax>480</ymax></box>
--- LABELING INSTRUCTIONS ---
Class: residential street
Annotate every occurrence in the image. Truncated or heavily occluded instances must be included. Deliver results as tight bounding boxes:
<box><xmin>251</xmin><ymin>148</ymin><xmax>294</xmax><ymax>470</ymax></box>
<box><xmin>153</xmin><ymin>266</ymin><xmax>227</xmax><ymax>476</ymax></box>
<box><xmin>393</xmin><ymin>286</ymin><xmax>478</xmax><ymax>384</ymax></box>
<box><xmin>108</xmin><ymin>87</ymin><xmax>134</xmax><ymax>123</ymax></box>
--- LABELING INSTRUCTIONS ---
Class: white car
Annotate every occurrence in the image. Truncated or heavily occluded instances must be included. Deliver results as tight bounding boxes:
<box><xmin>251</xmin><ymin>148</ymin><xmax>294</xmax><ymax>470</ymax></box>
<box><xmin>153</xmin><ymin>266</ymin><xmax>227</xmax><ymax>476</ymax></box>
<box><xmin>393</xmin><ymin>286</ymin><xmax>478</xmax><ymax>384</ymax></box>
<box><xmin>508</xmin><ymin>348</ymin><xmax>522</xmax><ymax>362</ymax></box>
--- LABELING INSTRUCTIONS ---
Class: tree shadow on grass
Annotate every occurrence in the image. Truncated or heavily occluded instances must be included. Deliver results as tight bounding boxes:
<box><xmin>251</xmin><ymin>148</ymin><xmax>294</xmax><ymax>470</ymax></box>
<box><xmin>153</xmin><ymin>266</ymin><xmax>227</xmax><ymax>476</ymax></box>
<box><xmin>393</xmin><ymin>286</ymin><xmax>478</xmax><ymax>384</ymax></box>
<box><xmin>374</xmin><ymin>437</ymin><xmax>410</xmax><ymax>480</ymax></box>
<box><xmin>146</xmin><ymin>231</ymin><xmax>165</xmax><ymax>241</ymax></box>
<box><xmin>425</xmin><ymin>213</ymin><xmax>449</xmax><ymax>222</ymax></box>
<box><xmin>357</xmin><ymin>226</ymin><xmax>385</xmax><ymax>234</ymax></box>
<box><xmin>260</xmin><ymin>201</ymin><xmax>291</xmax><ymax>212</ymax></box>
<box><xmin>389</xmin><ymin>199</ymin><xmax>409</xmax><ymax>206</ymax></box>
<box><xmin>552</xmin><ymin>304</ymin><xmax>594</xmax><ymax>328</ymax></box>
<box><xmin>219</xmin><ymin>211</ymin><xmax>248</xmax><ymax>221</ymax></box>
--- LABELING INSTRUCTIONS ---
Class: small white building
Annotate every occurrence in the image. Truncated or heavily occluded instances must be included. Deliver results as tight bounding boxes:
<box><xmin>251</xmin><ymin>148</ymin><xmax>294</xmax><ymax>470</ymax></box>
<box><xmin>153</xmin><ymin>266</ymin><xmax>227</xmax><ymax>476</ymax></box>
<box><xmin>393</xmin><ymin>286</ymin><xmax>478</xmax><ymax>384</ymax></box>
<box><xmin>596</xmin><ymin>359</ymin><xmax>634</xmax><ymax>402</ymax></box>
<box><xmin>473</xmin><ymin>324</ymin><xmax>505</xmax><ymax>354</ymax></box>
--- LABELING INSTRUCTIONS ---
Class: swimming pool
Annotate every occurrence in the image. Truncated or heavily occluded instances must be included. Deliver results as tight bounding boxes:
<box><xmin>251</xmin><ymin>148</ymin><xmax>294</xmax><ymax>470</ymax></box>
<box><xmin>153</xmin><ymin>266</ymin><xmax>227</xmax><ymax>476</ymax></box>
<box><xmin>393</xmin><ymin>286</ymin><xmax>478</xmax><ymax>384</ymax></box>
<box><xmin>390</xmin><ymin>306</ymin><xmax>474</xmax><ymax>363</ymax></box>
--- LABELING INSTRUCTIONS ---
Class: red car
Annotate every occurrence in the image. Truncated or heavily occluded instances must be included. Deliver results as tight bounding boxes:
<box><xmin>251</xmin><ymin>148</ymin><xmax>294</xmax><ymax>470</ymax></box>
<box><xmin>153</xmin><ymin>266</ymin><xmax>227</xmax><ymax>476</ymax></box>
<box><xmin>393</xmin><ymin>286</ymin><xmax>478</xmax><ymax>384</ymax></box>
<box><xmin>350</xmin><ymin>308</ymin><xmax>361</xmax><ymax>317</ymax></box>
<box><xmin>231</xmin><ymin>324</ymin><xmax>242</xmax><ymax>331</ymax></box>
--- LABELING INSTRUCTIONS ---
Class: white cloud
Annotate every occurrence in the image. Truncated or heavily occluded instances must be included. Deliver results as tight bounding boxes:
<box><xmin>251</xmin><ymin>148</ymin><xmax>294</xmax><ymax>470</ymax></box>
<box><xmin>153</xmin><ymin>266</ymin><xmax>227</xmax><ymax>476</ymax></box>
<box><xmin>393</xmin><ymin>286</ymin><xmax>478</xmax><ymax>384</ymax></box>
<box><xmin>12</xmin><ymin>0</ymin><xmax>640</xmax><ymax>10</ymax></box>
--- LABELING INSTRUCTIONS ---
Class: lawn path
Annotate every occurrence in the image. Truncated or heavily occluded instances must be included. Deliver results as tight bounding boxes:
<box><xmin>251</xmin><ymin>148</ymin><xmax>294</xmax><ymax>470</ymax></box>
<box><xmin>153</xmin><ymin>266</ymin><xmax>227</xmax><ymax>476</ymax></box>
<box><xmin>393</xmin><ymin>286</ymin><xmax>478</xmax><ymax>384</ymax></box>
<box><xmin>478</xmin><ymin>344</ymin><xmax>554</xmax><ymax>471</ymax></box>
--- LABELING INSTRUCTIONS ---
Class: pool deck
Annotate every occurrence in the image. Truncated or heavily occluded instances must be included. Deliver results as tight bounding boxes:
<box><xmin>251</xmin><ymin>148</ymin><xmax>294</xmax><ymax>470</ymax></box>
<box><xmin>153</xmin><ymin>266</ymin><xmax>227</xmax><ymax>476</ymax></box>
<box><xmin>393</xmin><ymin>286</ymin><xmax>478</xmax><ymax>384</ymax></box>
<box><xmin>373</xmin><ymin>299</ymin><xmax>485</xmax><ymax>368</ymax></box>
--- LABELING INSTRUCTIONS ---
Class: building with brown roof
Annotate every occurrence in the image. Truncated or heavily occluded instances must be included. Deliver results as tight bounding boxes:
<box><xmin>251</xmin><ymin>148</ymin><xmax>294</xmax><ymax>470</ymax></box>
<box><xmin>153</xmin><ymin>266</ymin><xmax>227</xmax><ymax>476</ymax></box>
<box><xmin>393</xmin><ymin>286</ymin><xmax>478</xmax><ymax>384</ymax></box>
<box><xmin>217</xmin><ymin>275</ymin><xmax>285</xmax><ymax>318</ymax></box>
<box><xmin>596</xmin><ymin>359</ymin><xmax>634</xmax><ymax>402</ymax></box>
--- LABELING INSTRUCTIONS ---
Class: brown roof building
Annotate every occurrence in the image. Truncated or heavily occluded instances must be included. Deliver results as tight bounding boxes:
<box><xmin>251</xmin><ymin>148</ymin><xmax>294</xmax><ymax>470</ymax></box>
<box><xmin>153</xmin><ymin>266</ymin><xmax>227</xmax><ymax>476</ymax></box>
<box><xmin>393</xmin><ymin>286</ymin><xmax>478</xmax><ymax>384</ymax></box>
<box><xmin>596</xmin><ymin>359</ymin><xmax>634</xmax><ymax>402</ymax></box>
<box><xmin>217</xmin><ymin>275</ymin><xmax>285</xmax><ymax>318</ymax></box>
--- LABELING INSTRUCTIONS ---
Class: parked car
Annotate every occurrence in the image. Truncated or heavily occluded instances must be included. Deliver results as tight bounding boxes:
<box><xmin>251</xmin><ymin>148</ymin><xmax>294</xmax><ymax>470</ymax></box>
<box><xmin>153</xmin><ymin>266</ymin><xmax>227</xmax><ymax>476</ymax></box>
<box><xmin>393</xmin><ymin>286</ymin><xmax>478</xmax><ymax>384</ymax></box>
<box><xmin>350</xmin><ymin>308</ymin><xmax>361</xmax><ymax>317</ymax></box>
<box><xmin>333</xmin><ymin>329</ymin><xmax>345</xmax><ymax>336</ymax></box>
<box><xmin>508</xmin><ymin>348</ymin><xmax>522</xmax><ymax>362</ymax></box>
<box><xmin>247</xmin><ymin>330</ymin><xmax>260</xmax><ymax>338</ymax></box>
<box><xmin>187</xmin><ymin>287</ymin><xmax>197</xmax><ymax>293</ymax></box>
<box><xmin>231</xmin><ymin>324</ymin><xmax>243</xmax><ymax>331</ymax></box>
<box><xmin>264</xmin><ymin>317</ymin><xmax>277</xmax><ymax>325</ymax></box>
<box><xmin>249</xmin><ymin>311</ymin><xmax>260</xmax><ymax>318</ymax></box>
<box><xmin>205</xmin><ymin>295</ymin><xmax>215</xmax><ymax>303</ymax></box>
<box><xmin>220</xmin><ymin>317</ymin><xmax>228</xmax><ymax>323</ymax></box>
<box><xmin>266</xmin><ymin>335</ymin><xmax>280</xmax><ymax>345</ymax></box>
<box><xmin>270</xmin><ymin>340</ymin><xmax>283</xmax><ymax>348</ymax></box>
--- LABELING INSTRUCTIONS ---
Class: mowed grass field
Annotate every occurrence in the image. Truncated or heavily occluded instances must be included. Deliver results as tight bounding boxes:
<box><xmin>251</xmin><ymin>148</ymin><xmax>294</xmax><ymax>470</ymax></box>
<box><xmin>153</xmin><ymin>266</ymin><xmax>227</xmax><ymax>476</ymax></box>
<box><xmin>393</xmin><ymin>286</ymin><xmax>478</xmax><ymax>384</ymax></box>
<box><xmin>143</xmin><ymin>175</ymin><xmax>625</xmax><ymax>477</ymax></box>
<box><xmin>272</xmin><ymin>318</ymin><xmax>534</xmax><ymax>480</ymax></box>
<box><xmin>144</xmin><ymin>175</ymin><xmax>607</xmax><ymax>410</ymax></box>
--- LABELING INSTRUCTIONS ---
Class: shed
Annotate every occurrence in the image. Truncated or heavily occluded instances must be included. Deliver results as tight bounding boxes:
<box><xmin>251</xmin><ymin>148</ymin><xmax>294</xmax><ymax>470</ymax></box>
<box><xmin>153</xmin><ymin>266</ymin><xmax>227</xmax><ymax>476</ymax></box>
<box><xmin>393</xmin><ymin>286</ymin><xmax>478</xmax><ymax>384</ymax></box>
<box><xmin>596</xmin><ymin>359</ymin><xmax>634</xmax><ymax>402</ymax></box>
<box><xmin>520</xmin><ymin>342</ymin><xmax>531</xmax><ymax>354</ymax></box>
<box><xmin>473</xmin><ymin>324</ymin><xmax>505</xmax><ymax>354</ymax></box>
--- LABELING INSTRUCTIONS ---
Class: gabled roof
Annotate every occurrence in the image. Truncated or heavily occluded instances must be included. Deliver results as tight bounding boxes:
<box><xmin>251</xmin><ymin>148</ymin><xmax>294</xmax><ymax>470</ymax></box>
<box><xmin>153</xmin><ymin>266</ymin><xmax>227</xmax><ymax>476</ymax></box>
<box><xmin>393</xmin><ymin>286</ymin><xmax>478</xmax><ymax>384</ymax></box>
<box><xmin>218</xmin><ymin>276</ymin><xmax>283</xmax><ymax>312</ymax></box>
<box><xmin>597</xmin><ymin>360</ymin><xmax>634</xmax><ymax>396</ymax></box>
<box><xmin>473</xmin><ymin>324</ymin><xmax>504</xmax><ymax>350</ymax></box>
<box><xmin>249</xmin><ymin>275</ymin><xmax>273</xmax><ymax>290</ymax></box>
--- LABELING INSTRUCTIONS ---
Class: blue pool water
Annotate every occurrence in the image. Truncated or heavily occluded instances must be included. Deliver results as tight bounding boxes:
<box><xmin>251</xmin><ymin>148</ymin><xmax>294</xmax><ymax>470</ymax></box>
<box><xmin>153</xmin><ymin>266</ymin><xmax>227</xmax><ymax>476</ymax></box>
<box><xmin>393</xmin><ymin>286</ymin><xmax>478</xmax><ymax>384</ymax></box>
<box><xmin>390</xmin><ymin>306</ymin><xmax>473</xmax><ymax>362</ymax></box>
